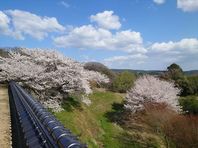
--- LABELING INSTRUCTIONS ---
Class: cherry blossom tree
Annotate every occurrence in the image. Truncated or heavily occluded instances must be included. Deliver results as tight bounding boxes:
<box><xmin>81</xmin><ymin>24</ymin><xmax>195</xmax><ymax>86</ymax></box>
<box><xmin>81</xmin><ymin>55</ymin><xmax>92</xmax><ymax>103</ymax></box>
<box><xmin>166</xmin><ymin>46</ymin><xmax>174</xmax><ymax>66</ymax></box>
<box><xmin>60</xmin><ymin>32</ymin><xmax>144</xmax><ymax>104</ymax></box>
<box><xmin>0</xmin><ymin>47</ymin><xmax>109</xmax><ymax>111</ymax></box>
<box><xmin>125</xmin><ymin>75</ymin><xmax>181</xmax><ymax>114</ymax></box>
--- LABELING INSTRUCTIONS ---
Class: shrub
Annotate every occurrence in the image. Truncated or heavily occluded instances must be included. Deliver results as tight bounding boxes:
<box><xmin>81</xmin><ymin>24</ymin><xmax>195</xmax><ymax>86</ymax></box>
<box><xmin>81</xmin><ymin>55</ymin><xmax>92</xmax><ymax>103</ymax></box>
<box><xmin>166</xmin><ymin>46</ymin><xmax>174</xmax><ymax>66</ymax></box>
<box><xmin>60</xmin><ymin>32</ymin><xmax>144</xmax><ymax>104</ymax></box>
<box><xmin>179</xmin><ymin>96</ymin><xmax>198</xmax><ymax>114</ymax></box>
<box><xmin>143</xmin><ymin>103</ymin><xmax>176</xmax><ymax>131</ymax></box>
<box><xmin>187</xmin><ymin>75</ymin><xmax>198</xmax><ymax>95</ymax></box>
<box><xmin>121</xmin><ymin>102</ymin><xmax>177</xmax><ymax>147</ymax></box>
<box><xmin>111</xmin><ymin>71</ymin><xmax>135</xmax><ymax>93</ymax></box>
<box><xmin>163</xmin><ymin>115</ymin><xmax>198</xmax><ymax>148</ymax></box>
<box><xmin>172</xmin><ymin>75</ymin><xmax>198</xmax><ymax>96</ymax></box>
<box><xmin>136</xmin><ymin>103</ymin><xmax>198</xmax><ymax>148</ymax></box>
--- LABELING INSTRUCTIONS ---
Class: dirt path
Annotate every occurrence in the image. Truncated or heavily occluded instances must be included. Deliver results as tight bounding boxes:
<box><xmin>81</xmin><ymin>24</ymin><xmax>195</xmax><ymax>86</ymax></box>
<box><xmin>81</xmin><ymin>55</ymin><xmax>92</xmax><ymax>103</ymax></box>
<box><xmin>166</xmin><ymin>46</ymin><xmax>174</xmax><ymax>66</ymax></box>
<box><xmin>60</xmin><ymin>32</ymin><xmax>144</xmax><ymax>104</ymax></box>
<box><xmin>0</xmin><ymin>86</ymin><xmax>11</xmax><ymax>148</ymax></box>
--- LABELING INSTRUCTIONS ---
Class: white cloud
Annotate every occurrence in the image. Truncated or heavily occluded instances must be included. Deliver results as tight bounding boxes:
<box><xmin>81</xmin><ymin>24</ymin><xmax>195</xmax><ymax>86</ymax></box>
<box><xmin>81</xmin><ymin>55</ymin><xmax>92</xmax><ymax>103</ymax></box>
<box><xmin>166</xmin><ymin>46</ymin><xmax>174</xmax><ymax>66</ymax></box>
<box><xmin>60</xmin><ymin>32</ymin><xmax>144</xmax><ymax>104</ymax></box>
<box><xmin>150</xmin><ymin>38</ymin><xmax>198</xmax><ymax>53</ymax></box>
<box><xmin>153</xmin><ymin>0</ymin><xmax>198</xmax><ymax>12</ymax></box>
<box><xmin>54</xmin><ymin>10</ymin><xmax>146</xmax><ymax>53</ymax></box>
<box><xmin>103</xmin><ymin>54</ymin><xmax>148</xmax><ymax>68</ymax></box>
<box><xmin>177</xmin><ymin>0</ymin><xmax>198</xmax><ymax>12</ymax></box>
<box><xmin>0</xmin><ymin>9</ymin><xmax>65</xmax><ymax>40</ymax></box>
<box><xmin>54</xmin><ymin>25</ymin><xmax>146</xmax><ymax>53</ymax></box>
<box><xmin>103</xmin><ymin>38</ymin><xmax>198</xmax><ymax>70</ymax></box>
<box><xmin>60</xmin><ymin>1</ymin><xmax>70</xmax><ymax>8</ymax></box>
<box><xmin>104</xmin><ymin>54</ymin><xmax>147</xmax><ymax>62</ymax></box>
<box><xmin>148</xmin><ymin>38</ymin><xmax>198</xmax><ymax>69</ymax></box>
<box><xmin>147</xmin><ymin>38</ymin><xmax>198</xmax><ymax>70</ymax></box>
<box><xmin>90</xmin><ymin>11</ymin><xmax>121</xmax><ymax>30</ymax></box>
<box><xmin>0</xmin><ymin>11</ymin><xmax>11</xmax><ymax>36</ymax></box>
<box><xmin>153</xmin><ymin>0</ymin><xmax>166</xmax><ymax>5</ymax></box>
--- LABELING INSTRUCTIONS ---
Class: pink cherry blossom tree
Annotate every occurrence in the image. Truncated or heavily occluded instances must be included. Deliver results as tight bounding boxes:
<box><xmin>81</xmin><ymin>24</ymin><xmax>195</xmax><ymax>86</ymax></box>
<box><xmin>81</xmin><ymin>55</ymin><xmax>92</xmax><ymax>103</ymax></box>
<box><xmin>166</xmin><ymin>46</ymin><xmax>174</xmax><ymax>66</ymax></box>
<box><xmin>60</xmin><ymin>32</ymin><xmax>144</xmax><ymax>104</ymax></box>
<box><xmin>125</xmin><ymin>75</ymin><xmax>181</xmax><ymax>114</ymax></box>
<box><xmin>0</xmin><ymin>47</ymin><xmax>109</xmax><ymax>111</ymax></box>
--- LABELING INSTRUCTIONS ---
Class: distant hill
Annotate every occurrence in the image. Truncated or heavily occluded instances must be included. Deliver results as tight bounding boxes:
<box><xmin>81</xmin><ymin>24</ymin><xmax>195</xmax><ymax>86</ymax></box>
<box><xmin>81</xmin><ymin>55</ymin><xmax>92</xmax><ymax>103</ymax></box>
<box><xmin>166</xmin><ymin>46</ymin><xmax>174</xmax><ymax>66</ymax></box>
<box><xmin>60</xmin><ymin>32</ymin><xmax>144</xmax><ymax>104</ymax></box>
<box><xmin>112</xmin><ymin>69</ymin><xmax>165</xmax><ymax>75</ymax></box>
<box><xmin>112</xmin><ymin>69</ymin><xmax>198</xmax><ymax>76</ymax></box>
<box><xmin>184</xmin><ymin>70</ymin><xmax>198</xmax><ymax>76</ymax></box>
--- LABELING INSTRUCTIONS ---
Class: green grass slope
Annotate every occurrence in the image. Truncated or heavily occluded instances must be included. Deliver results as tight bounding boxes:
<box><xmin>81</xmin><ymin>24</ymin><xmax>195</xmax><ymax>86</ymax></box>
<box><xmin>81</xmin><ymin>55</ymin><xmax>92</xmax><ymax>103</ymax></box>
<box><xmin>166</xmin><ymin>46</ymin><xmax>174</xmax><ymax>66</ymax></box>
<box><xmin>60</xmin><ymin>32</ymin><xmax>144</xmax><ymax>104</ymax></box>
<box><xmin>54</xmin><ymin>90</ymin><xmax>163</xmax><ymax>148</ymax></box>
<box><xmin>54</xmin><ymin>91</ymin><xmax>126</xmax><ymax>147</ymax></box>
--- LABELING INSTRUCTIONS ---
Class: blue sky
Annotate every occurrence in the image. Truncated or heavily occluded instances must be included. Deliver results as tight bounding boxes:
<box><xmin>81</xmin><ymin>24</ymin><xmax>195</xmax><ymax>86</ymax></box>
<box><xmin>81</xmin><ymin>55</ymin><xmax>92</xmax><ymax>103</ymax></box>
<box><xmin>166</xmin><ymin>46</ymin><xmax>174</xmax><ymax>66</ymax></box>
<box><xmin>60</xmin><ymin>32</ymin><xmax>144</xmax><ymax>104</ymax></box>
<box><xmin>0</xmin><ymin>0</ymin><xmax>198</xmax><ymax>70</ymax></box>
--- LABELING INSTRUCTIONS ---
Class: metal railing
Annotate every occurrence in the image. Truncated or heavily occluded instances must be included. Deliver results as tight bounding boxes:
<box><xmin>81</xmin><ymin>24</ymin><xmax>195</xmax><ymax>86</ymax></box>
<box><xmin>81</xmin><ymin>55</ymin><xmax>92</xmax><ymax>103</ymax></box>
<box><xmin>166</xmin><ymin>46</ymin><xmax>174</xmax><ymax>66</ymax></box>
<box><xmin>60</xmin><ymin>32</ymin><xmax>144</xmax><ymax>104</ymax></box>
<box><xmin>8</xmin><ymin>81</ymin><xmax>86</xmax><ymax>148</ymax></box>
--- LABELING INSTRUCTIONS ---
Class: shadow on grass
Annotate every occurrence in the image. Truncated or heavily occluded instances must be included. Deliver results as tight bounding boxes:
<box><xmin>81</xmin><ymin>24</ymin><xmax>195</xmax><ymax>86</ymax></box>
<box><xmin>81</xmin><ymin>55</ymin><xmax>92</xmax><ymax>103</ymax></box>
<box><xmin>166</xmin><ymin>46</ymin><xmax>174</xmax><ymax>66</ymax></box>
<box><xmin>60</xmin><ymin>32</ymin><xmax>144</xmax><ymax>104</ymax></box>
<box><xmin>62</xmin><ymin>96</ymin><xmax>82</xmax><ymax>112</ymax></box>
<box><xmin>104</xmin><ymin>102</ymin><xmax>125</xmax><ymax>124</ymax></box>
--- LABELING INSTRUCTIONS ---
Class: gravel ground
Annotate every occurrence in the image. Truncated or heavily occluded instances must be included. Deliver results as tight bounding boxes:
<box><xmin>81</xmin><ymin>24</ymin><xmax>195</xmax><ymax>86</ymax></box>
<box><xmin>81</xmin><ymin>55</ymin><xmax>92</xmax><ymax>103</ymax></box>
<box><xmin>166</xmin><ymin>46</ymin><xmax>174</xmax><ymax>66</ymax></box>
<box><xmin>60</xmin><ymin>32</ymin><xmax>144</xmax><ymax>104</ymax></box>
<box><xmin>0</xmin><ymin>86</ymin><xmax>11</xmax><ymax>148</ymax></box>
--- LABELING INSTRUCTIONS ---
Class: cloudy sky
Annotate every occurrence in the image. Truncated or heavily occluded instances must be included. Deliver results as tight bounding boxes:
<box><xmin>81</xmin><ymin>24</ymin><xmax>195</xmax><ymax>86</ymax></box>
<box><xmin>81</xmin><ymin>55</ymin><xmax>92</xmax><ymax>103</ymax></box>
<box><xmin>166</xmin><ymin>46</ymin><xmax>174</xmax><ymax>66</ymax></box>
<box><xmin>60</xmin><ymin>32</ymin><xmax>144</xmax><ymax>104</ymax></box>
<box><xmin>0</xmin><ymin>0</ymin><xmax>198</xmax><ymax>70</ymax></box>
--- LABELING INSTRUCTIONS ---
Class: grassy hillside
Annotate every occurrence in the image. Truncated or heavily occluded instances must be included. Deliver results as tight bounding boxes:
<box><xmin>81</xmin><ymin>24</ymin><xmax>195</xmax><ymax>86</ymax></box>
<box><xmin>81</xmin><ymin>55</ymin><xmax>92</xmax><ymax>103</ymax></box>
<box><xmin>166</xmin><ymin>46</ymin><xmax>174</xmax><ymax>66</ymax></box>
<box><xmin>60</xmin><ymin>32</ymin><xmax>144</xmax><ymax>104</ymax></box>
<box><xmin>54</xmin><ymin>90</ymin><xmax>125</xmax><ymax>147</ymax></box>
<box><xmin>53</xmin><ymin>90</ymin><xmax>164</xmax><ymax>148</ymax></box>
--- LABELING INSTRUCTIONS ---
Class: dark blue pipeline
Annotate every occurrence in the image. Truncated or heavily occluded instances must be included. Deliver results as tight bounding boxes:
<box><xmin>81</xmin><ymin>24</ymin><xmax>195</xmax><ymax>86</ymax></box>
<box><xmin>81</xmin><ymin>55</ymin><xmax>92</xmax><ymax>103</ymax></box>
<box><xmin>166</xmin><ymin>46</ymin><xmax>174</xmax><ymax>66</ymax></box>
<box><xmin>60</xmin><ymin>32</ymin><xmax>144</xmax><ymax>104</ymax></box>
<box><xmin>8</xmin><ymin>81</ymin><xmax>87</xmax><ymax>148</ymax></box>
